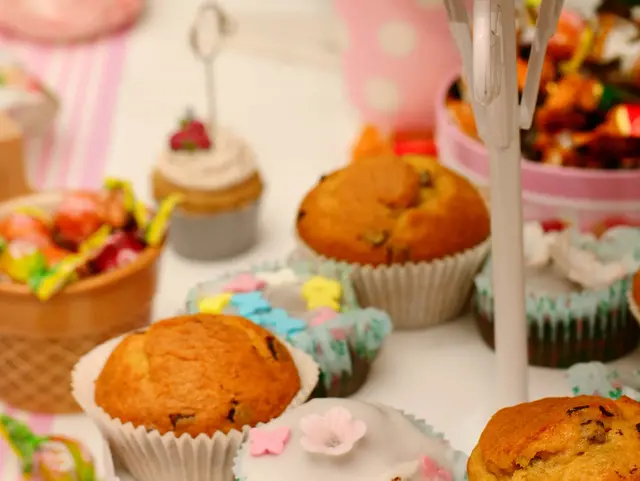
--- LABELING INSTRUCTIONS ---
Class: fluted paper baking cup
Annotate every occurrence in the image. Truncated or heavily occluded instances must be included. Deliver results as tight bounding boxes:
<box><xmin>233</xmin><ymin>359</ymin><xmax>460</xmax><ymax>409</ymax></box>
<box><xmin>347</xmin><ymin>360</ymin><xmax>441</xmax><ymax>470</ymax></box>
<box><xmin>292</xmin><ymin>238</ymin><xmax>491</xmax><ymax>329</ymax></box>
<box><xmin>71</xmin><ymin>334</ymin><xmax>319</xmax><ymax>481</ymax></box>
<box><xmin>627</xmin><ymin>289</ymin><xmax>640</xmax><ymax>328</ymax></box>
<box><xmin>474</xmin><ymin>260</ymin><xmax>639</xmax><ymax>367</ymax></box>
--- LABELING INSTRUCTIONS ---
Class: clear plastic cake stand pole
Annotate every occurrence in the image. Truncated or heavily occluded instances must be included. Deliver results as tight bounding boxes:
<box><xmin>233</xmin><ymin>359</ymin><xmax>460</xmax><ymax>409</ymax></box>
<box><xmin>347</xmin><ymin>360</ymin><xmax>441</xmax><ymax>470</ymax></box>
<box><xmin>443</xmin><ymin>0</ymin><xmax>564</xmax><ymax>409</ymax></box>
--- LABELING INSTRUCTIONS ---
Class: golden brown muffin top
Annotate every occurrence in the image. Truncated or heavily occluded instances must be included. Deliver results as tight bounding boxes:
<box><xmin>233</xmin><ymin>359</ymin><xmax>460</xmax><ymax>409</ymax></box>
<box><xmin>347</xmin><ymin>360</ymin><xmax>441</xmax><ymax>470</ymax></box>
<box><xmin>296</xmin><ymin>155</ymin><xmax>490</xmax><ymax>266</ymax></box>
<box><xmin>467</xmin><ymin>396</ymin><xmax>640</xmax><ymax>481</ymax></box>
<box><xmin>95</xmin><ymin>314</ymin><xmax>301</xmax><ymax>437</ymax></box>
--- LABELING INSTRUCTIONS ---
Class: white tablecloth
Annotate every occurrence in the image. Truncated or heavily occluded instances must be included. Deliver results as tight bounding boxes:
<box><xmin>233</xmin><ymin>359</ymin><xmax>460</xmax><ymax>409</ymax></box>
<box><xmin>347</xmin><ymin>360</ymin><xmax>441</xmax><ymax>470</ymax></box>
<box><xmin>1</xmin><ymin>0</ymin><xmax>639</xmax><ymax>479</ymax></box>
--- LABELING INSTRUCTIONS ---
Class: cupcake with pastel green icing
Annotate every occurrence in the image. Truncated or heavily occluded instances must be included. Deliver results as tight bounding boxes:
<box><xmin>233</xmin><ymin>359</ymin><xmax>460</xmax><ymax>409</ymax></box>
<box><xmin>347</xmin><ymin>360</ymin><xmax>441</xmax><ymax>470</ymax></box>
<box><xmin>233</xmin><ymin>398</ymin><xmax>468</xmax><ymax>481</ymax></box>
<box><xmin>473</xmin><ymin>222</ymin><xmax>640</xmax><ymax>367</ymax></box>
<box><xmin>186</xmin><ymin>261</ymin><xmax>392</xmax><ymax>397</ymax></box>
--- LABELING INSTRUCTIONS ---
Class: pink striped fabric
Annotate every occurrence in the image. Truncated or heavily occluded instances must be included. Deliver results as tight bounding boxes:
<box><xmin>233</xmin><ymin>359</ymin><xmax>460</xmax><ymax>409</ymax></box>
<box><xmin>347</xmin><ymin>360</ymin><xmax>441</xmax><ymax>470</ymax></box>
<box><xmin>0</xmin><ymin>31</ymin><xmax>128</xmax><ymax>190</ymax></box>
<box><xmin>0</xmin><ymin>32</ymin><xmax>129</xmax><ymax>475</ymax></box>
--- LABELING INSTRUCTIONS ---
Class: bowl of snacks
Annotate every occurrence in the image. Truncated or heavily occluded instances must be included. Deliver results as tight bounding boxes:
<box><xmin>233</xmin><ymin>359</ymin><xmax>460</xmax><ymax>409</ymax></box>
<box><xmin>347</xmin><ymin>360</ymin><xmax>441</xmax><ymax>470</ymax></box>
<box><xmin>0</xmin><ymin>179</ymin><xmax>179</xmax><ymax>414</ymax></box>
<box><xmin>435</xmin><ymin>2</ymin><xmax>640</xmax><ymax>234</ymax></box>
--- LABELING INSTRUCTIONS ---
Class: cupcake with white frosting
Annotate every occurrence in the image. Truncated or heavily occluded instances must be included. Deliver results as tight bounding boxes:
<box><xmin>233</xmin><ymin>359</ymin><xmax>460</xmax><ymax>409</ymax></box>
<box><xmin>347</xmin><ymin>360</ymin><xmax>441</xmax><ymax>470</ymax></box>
<box><xmin>152</xmin><ymin>111</ymin><xmax>263</xmax><ymax>260</ymax></box>
<box><xmin>473</xmin><ymin>222</ymin><xmax>640</xmax><ymax>367</ymax></box>
<box><xmin>233</xmin><ymin>398</ymin><xmax>468</xmax><ymax>481</ymax></box>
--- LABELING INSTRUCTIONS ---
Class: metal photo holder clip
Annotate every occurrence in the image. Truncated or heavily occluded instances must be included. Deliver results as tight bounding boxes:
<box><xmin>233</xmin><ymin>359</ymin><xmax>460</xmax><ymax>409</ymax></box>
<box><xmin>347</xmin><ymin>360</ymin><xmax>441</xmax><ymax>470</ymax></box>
<box><xmin>189</xmin><ymin>1</ymin><xmax>237</xmax><ymax>148</ymax></box>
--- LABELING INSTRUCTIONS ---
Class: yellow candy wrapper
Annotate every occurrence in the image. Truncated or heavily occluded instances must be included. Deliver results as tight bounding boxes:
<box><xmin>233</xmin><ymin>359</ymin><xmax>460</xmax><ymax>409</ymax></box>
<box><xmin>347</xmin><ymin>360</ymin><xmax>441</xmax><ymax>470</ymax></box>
<box><xmin>78</xmin><ymin>225</ymin><xmax>112</xmax><ymax>259</ymax></box>
<box><xmin>33</xmin><ymin>253</ymin><xmax>87</xmax><ymax>301</ymax></box>
<box><xmin>0</xmin><ymin>240</ymin><xmax>47</xmax><ymax>283</ymax></box>
<box><xmin>12</xmin><ymin>206</ymin><xmax>51</xmax><ymax>226</ymax></box>
<box><xmin>133</xmin><ymin>200</ymin><xmax>151</xmax><ymax>233</ymax></box>
<box><xmin>104</xmin><ymin>177</ymin><xmax>136</xmax><ymax>212</ymax></box>
<box><xmin>145</xmin><ymin>194</ymin><xmax>183</xmax><ymax>247</ymax></box>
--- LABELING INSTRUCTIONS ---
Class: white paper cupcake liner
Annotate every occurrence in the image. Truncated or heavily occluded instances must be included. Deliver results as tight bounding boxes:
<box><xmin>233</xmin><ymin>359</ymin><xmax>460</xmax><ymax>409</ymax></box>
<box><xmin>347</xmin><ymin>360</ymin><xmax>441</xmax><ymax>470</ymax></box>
<box><xmin>627</xmin><ymin>289</ymin><xmax>640</xmax><ymax>328</ymax></box>
<box><xmin>291</xmin><ymin>238</ymin><xmax>491</xmax><ymax>329</ymax></box>
<box><xmin>71</xmin><ymin>333</ymin><xmax>319</xmax><ymax>481</ymax></box>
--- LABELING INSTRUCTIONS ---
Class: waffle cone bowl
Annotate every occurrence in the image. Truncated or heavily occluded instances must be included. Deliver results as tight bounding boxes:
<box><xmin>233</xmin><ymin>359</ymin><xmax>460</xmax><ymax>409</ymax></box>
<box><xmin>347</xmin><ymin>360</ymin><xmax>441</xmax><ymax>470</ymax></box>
<box><xmin>0</xmin><ymin>191</ymin><xmax>162</xmax><ymax>414</ymax></box>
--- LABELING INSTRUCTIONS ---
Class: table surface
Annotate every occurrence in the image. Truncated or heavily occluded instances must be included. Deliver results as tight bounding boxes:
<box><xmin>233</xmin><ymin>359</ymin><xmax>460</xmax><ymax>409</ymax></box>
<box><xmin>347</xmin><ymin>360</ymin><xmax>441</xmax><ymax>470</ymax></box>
<box><xmin>4</xmin><ymin>0</ymin><xmax>640</xmax><ymax>479</ymax></box>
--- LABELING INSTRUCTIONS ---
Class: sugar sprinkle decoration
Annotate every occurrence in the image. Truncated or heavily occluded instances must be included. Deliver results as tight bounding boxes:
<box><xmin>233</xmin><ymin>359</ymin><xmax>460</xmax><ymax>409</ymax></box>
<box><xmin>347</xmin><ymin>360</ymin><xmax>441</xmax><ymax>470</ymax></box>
<box><xmin>222</xmin><ymin>273</ymin><xmax>266</xmax><ymax>293</ymax></box>
<box><xmin>550</xmin><ymin>229</ymin><xmax>628</xmax><ymax>289</ymax></box>
<box><xmin>249</xmin><ymin>427</ymin><xmax>291</xmax><ymax>457</ymax></box>
<box><xmin>299</xmin><ymin>406</ymin><xmax>366</xmax><ymax>456</ymax></box>
<box><xmin>309</xmin><ymin>307</ymin><xmax>339</xmax><ymax>327</ymax></box>
<box><xmin>421</xmin><ymin>456</ymin><xmax>452</xmax><ymax>481</ymax></box>
<box><xmin>255</xmin><ymin>268</ymin><xmax>298</xmax><ymax>286</ymax></box>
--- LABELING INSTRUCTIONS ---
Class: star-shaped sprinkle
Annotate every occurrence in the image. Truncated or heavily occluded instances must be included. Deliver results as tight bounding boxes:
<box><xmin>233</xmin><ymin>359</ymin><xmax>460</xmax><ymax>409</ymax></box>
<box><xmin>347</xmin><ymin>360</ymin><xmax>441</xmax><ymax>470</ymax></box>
<box><xmin>249</xmin><ymin>427</ymin><xmax>291</xmax><ymax>456</ymax></box>
<box><xmin>256</xmin><ymin>308</ymin><xmax>307</xmax><ymax>337</ymax></box>
<box><xmin>302</xmin><ymin>276</ymin><xmax>341</xmax><ymax>298</ymax></box>
<box><xmin>255</xmin><ymin>268</ymin><xmax>298</xmax><ymax>286</ymax></box>
<box><xmin>309</xmin><ymin>307</ymin><xmax>339</xmax><ymax>327</ymax></box>
<box><xmin>222</xmin><ymin>273</ymin><xmax>266</xmax><ymax>293</ymax></box>
<box><xmin>302</xmin><ymin>276</ymin><xmax>342</xmax><ymax>311</ymax></box>
<box><xmin>230</xmin><ymin>292</ymin><xmax>271</xmax><ymax>317</ymax></box>
<box><xmin>198</xmin><ymin>293</ymin><xmax>232</xmax><ymax>314</ymax></box>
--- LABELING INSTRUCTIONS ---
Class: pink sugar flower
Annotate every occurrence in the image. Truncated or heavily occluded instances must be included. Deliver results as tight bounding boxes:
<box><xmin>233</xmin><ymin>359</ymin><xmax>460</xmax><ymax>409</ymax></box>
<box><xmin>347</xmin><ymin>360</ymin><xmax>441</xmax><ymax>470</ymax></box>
<box><xmin>309</xmin><ymin>307</ymin><xmax>339</xmax><ymax>327</ymax></box>
<box><xmin>222</xmin><ymin>273</ymin><xmax>266</xmax><ymax>293</ymax></box>
<box><xmin>422</xmin><ymin>456</ymin><xmax>452</xmax><ymax>481</ymax></box>
<box><xmin>249</xmin><ymin>427</ymin><xmax>291</xmax><ymax>457</ymax></box>
<box><xmin>299</xmin><ymin>406</ymin><xmax>366</xmax><ymax>456</ymax></box>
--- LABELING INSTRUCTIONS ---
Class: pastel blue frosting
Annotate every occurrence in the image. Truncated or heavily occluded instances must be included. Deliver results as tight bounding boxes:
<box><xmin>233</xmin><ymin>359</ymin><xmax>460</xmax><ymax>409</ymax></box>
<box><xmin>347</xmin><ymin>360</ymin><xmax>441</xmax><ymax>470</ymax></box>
<box><xmin>185</xmin><ymin>260</ymin><xmax>393</xmax><ymax>389</ymax></box>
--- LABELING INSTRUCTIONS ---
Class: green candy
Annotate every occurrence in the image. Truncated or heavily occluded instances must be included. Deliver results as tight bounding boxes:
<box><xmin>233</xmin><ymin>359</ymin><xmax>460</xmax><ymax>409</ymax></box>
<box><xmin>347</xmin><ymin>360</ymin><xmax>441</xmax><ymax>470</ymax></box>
<box><xmin>0</xmin><ymin>415</ymin><xmax>100</xmax><ymax>481</ymax></box>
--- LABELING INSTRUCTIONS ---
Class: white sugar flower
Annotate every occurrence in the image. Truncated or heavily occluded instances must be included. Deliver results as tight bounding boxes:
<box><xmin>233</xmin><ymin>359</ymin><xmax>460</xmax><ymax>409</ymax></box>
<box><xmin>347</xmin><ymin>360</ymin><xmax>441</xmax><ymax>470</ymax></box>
<box><xmin>256</xmin><ymin>268</ymin><xmax>298</xmax><ymax>286</ymax></box>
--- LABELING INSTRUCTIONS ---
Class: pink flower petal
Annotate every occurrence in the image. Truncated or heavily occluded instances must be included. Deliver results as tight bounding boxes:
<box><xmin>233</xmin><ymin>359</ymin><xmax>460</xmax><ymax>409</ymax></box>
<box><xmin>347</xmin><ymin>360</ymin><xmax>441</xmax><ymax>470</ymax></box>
<box><xmin>222</xmin><ymin>273</ymin><xmax>266</xmax><ymax>293</ymax></box>
<box><xmin>309</xmin><ymin>307</ymin><xmax>339</xmax><ymax>327</ymax></box>
<box><xmin>249</xmin><ymin>427</ymin><xmax>290</xmax><ymax>456</ymax></box>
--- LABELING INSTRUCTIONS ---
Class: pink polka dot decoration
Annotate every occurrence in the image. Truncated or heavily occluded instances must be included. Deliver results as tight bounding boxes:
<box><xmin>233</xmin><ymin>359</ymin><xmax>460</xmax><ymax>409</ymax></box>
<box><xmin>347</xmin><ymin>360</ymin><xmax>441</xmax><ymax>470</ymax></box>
<box><xmin>0</xmin><ymin>0</ymin><xmax>144</xmax><ymax>43</ymax></box>
<box><xmin>335</xmin><ymin>0</ymin><xmax>474</xmax><ymax>132</ymax></box>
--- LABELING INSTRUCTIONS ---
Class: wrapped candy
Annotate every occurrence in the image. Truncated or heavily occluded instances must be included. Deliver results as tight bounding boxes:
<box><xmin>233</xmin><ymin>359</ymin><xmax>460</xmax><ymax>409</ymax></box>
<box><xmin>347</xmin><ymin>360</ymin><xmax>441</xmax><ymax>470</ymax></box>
<box><xmin>447</xmin><ymin>98</ymin><xmax>479</xmax><ymax>139</ymax></box>
<box><xmin>145</xmin><ymin>193</ymin><xmax>183</xmax><ymax>247</ymax></box>
<box><xmin>0</xmin><ymin>414</ymin><xmax>100</xmax><ymax>481</ymax></box>
<box><xmin>351</xmin><ymin>125</ymin><xmax>393</xmax><ymax>162</ymax></box>
<box><xmin>30</xmin><ymin>227</ymin><xmax>113</xmax><ymax>300</ymax></box>
<box><xmin>588</xmin><ymin>13</ymin><xmax>640</xmax><ymax>86</ymax></box>
<box><xmin>54</xmin><ymin>190</ymin><xmax>127</xmax><ymax>247</ymax></box>
<box><xmin>0</xmin><ymin>239</ymin><xmax>47</xmax><ymax>283</ymax></box>
<box><xmin>92</xmin><ymin>231</ymin><xmax>145</xmax><ymax>273</ymax></box>
<box><xmin>53</xmin><ymin>192</ymin><xmax>108</xmax><ymax>247</ymax></box>
<box><xmin>103</xmin><ymin>177</ymin><xmax>135</xmax><ymax>212</ymax></box>
<box><xmin>602</xmin><ymin>104</ymin><xmax>640</xmax><ymax>136</ymax></box>
<box><xmin>0</xmin><ymin>211</ymin><xmax>51</xmax><ymax>247</ymax></box>
<box><xmin>392</xmin><ymin>130</ymin><xmax>438</xmax><ymax>157</ymax></box>
<box><xmin>517</xmin><ymin>56</ymin><xmax>556</xmax><ymax>91</ymax></box>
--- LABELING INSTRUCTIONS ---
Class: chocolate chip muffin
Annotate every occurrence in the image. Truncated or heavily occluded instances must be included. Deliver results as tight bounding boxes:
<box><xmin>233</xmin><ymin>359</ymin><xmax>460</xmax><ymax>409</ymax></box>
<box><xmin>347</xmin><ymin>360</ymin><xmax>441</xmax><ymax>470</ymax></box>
<box><xmin>297</xmin><ymin>154</ymin><xmax>489</xmax><ymax>265</ymax></box>
<box><xmin>467</xmin><ymin>395</ymin><xmax>640</xmax><ymax>480</ymax></box>
<box><xmin>94</xmin><ymin>314</ymin><xmax>301</xmax><ymax>437</ymax></box>
<box><xmin>295</xmin><ymin>154</ymin><xmax>491</xmax><ymax>329</ymax></box>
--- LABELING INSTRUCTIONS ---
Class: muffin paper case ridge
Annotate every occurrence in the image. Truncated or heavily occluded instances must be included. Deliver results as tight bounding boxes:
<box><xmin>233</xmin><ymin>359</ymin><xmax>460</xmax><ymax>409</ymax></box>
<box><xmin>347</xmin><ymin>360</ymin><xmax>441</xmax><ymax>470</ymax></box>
<box><xmin>474</xmin><ymin>224</ymin><xmax>640</xmax><ymax>367</ymax></box>
<box><xmin>185</xmin><ymin>260</ymin><xmax>392</xmax><ymax>396</ymax></box>
<box><xmin>232</xmin><ymin>408</ymin><xmax>469</xmax><ymax>481</ymax></box>
<box><xmin>292</xmin><ymin>237</ymin><xmax>491</xmax><ymax>329</ymax></box>
<box><xmin>567</xmin><ymin>362</ymin><xmax>640</xmax><ymax>402</ymax></box>
<box><xmin>70</xmin><ymin>334</ymin><xmax>319</xmax><ymax>481</ymax></box>
<box><xmin>627</xmin><ymin>289</ymin><xmax>640</xmax><ymax>329</ymax></box>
